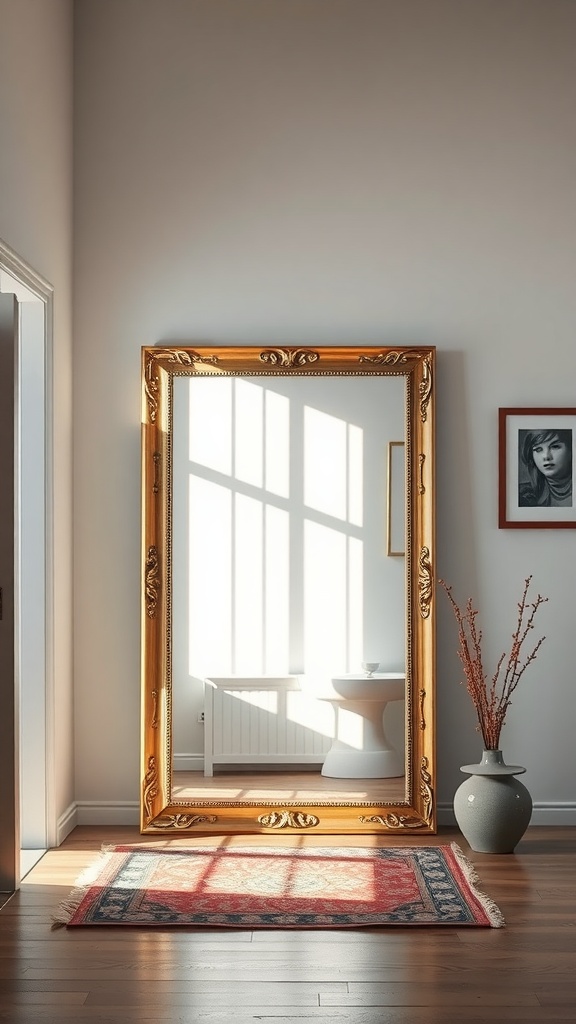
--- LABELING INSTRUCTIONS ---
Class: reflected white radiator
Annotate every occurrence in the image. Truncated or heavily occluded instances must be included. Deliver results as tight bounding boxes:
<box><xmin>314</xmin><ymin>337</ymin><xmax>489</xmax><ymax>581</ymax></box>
<box><xmin>203</xmin><ymin>677</ymin><xmax>333</xmax><ymax>776</ymax></box>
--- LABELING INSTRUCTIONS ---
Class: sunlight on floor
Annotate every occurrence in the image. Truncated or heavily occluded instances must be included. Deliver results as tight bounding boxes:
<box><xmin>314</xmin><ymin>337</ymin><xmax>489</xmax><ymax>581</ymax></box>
<box><xmin>21</xmin><ymin>849</ymin><xmax>46</xmax><ymax>880</ymax></box>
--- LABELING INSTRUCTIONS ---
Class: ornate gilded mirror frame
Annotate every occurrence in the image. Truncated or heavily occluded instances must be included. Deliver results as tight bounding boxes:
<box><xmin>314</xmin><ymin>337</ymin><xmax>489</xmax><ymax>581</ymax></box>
<box><xmin>141</xmin><ymin>344</ymin><xmax>436</xmax><ymax>834</ymax></box>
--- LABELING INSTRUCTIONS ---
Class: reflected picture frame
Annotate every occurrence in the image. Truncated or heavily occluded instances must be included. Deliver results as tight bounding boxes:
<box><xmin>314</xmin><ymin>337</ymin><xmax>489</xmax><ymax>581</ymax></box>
<box><xmin>498</xmin><ymin>407</ymin><xmax>576</xmax><ymax>529</ymax></box>
<box><xmin>387</xmin><ymin>441</ymin><xmax>405</xmax><ymax>556</ymax></box>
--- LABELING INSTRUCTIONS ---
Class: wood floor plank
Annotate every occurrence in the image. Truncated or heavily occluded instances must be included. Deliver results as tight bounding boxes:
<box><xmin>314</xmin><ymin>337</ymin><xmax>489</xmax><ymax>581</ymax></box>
<box><xmin>0</xmin><ymin>992</ymin><xmax>87</xmax><ymax>1006</ymax></box>
<box><xmin>322</xmin><ymin>984</ymin><xmax>541</xmax><ymax>1006</ymax></box>
<box><xmin>0</xmin><ymin>1008</ymin><xmax>576</xmax><ymax>1023</ymax></box>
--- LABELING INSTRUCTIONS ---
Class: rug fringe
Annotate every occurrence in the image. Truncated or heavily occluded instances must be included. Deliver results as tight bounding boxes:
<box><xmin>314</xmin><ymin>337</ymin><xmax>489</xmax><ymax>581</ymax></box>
<box><xmin>51</xmin><ymin>846</ymin><xmax>115</xmax><ymax>929</ymax></box>
<box><xmin>450</xmin><ymin>842</ymin><xmax>505</xmax><ymax>928</ymax></box>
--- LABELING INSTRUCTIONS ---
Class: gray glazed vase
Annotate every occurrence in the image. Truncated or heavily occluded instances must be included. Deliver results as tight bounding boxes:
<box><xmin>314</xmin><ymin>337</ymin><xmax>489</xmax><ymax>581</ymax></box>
<box><xmin>453</xmin><ymin>749</ymin><xmax>532</xmax><ymax>854</ymax></box>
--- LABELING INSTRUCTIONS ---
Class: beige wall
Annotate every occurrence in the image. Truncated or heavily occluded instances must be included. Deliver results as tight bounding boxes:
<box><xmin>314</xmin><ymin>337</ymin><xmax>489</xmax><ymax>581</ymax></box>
<box><xmin>0</xmin><ymin>0</ymin><xmax>74</xmax><ymax>830</ymax></box>
<box><xmin>72</xmin><ymin>0</ymin><xmax>576</xmax><ymax>822</ymax></box>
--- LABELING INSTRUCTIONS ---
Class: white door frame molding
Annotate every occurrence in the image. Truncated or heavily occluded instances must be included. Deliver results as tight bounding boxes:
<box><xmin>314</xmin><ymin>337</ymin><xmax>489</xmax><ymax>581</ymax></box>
<box><xmin>0</xmin><ymin>239</ymin><xmax>56</xmax><ymax>863</ymax></box>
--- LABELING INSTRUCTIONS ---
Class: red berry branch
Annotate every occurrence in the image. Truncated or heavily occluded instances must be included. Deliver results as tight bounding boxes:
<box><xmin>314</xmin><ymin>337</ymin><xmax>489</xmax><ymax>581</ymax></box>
<box><xmin>439</xmin><ymin>576</ymin><xmax>548</xmax><ymax>751</ymax></box>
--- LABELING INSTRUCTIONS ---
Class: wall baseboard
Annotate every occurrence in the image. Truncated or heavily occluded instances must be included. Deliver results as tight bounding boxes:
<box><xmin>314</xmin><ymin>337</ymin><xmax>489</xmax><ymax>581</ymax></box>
<box><xmin>438</xmin><ymin>802</ymin><xmax>576</xmax><ymax>827</ymax></box>
<box><xmin>74</xmin><ymin>801</ymin><xmax>140</xmax><ymax>828</ymax></box>
<box><xmin>173</xmin><ymin>754</ymin><xmax>204</xmax><ymax>772</ymax></box>
<box><xmin>56</xmin><ymin>803</ymin><xmax>78</xmax><ymax>845</ymax></box>
<box><xmin>55</xmin><ymin>800</ymin><xmax>576</xmax><ymax>839</ymax></box>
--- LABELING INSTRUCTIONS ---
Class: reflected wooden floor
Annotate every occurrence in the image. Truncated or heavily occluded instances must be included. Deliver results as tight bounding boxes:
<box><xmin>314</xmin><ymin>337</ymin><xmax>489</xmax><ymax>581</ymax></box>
<box><xmin>1</xmin><ymin>825</ymin><xmax>575</xmax><ymax>1022</ymax></box>
<box><xmin>172</xmin><ymin>768</ymin><xmax>406</xmax><ymax>803</ymax></box>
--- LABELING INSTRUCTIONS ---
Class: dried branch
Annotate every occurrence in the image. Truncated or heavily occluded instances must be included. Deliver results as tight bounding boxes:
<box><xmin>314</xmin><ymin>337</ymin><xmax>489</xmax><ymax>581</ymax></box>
<box><xmin>439</xmin><ymin>576</ymin><xmax>547</xmax><ymax>750</ymax></box>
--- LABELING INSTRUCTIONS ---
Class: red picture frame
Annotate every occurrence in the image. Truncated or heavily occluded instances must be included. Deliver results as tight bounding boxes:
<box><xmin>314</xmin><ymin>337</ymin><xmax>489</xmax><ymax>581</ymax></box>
<box><xmin>498</xmin><ymin>407</ymin><xmax>576</xmax><ymax>529</ymax></box>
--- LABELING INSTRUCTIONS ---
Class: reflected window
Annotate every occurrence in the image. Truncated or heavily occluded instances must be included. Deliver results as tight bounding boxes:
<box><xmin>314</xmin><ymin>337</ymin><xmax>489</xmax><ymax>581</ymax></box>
<box><xmin>180</xmin><ymin>378</ymin><xmax>369</xmax><ymax>678</ymax></box>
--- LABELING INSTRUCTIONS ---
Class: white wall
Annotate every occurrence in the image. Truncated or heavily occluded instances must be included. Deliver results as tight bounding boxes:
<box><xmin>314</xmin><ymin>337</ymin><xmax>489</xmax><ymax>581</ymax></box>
<box><xmin>0</xmin><ymin>1</ymin><xmax>74</xmax><ymax>833</ymax></box>
<box><xmin>73</xmin><ymin>0</ymin><xmax>576</xmax><ymax>823</ymax></box>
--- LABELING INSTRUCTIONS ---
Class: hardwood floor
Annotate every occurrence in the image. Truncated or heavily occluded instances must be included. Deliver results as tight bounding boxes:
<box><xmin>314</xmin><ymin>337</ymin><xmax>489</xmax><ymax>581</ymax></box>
<box><xmin>172</xmin><ymin>767</ymin><xmax>406</xmax><ymax>802</ymax></box>
<box><xmin>0</xmin><ymin>825</ymin><xmax>574</xmax><ymax>1023</ymax></box>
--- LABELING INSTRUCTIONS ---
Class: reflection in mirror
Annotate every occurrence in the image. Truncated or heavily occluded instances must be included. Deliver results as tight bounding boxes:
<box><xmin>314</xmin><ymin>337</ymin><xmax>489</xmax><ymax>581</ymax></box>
<box><xmin>172</xmin><ymin>375</ymin><xmax>406</xmax><ymax>803</ymax></box>
<box><xmin>141</xmin><ymin>345</ymin><xmax>435</xmax><ymax>835</ymax></box>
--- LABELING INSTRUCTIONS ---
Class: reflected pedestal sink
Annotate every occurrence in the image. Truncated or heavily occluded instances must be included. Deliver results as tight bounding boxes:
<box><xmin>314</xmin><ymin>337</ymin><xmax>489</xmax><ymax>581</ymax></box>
<box><xmin>301</xmin><ymin>673</ymin><xmax>405</xmax><ymax>779</ymax></box>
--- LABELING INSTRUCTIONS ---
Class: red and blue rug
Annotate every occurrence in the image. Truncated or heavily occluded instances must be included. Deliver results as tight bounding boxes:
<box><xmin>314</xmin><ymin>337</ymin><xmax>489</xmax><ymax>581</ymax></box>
<box><xmin>53</xmin><ymin>842</ymin><xmax>504</xmax><ymax>928</ymax></box>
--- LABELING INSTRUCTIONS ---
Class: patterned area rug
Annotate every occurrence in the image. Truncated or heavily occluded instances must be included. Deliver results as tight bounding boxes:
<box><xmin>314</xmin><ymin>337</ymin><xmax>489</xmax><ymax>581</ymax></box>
<box><xmin>53</xmin><ymin>842</ymin><xmax>504</xmax><ymax>928</ymax></box>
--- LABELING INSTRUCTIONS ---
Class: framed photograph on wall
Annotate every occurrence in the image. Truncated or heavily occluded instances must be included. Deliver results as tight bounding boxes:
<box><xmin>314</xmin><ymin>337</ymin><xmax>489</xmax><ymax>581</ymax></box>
<box><xmin>498</xmin><ymin>408</ymin><xmax>576</xmax><ymax>528</ymax></box>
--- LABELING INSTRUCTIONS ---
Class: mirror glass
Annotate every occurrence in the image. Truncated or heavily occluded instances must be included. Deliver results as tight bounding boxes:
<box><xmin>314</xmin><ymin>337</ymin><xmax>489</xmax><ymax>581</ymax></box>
<box><xmin>141</xmin><ymin>345</ymin><xmax>436</xmax><ymax>835</ymax></box>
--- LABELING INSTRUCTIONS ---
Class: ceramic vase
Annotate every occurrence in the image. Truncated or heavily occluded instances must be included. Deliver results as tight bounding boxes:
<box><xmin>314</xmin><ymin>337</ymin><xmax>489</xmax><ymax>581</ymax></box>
<box><xmin>453</xmin><ymin>749</ymin><xmax>532</xmax><ymax>854</ymax></box>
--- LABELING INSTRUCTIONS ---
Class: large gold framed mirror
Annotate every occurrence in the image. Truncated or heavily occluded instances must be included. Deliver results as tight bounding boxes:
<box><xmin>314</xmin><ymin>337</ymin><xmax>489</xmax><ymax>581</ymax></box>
<box><xmin>141</xmin><ymin>345</ymin><xmax>436</xmax><ymax>834</ymax></box>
